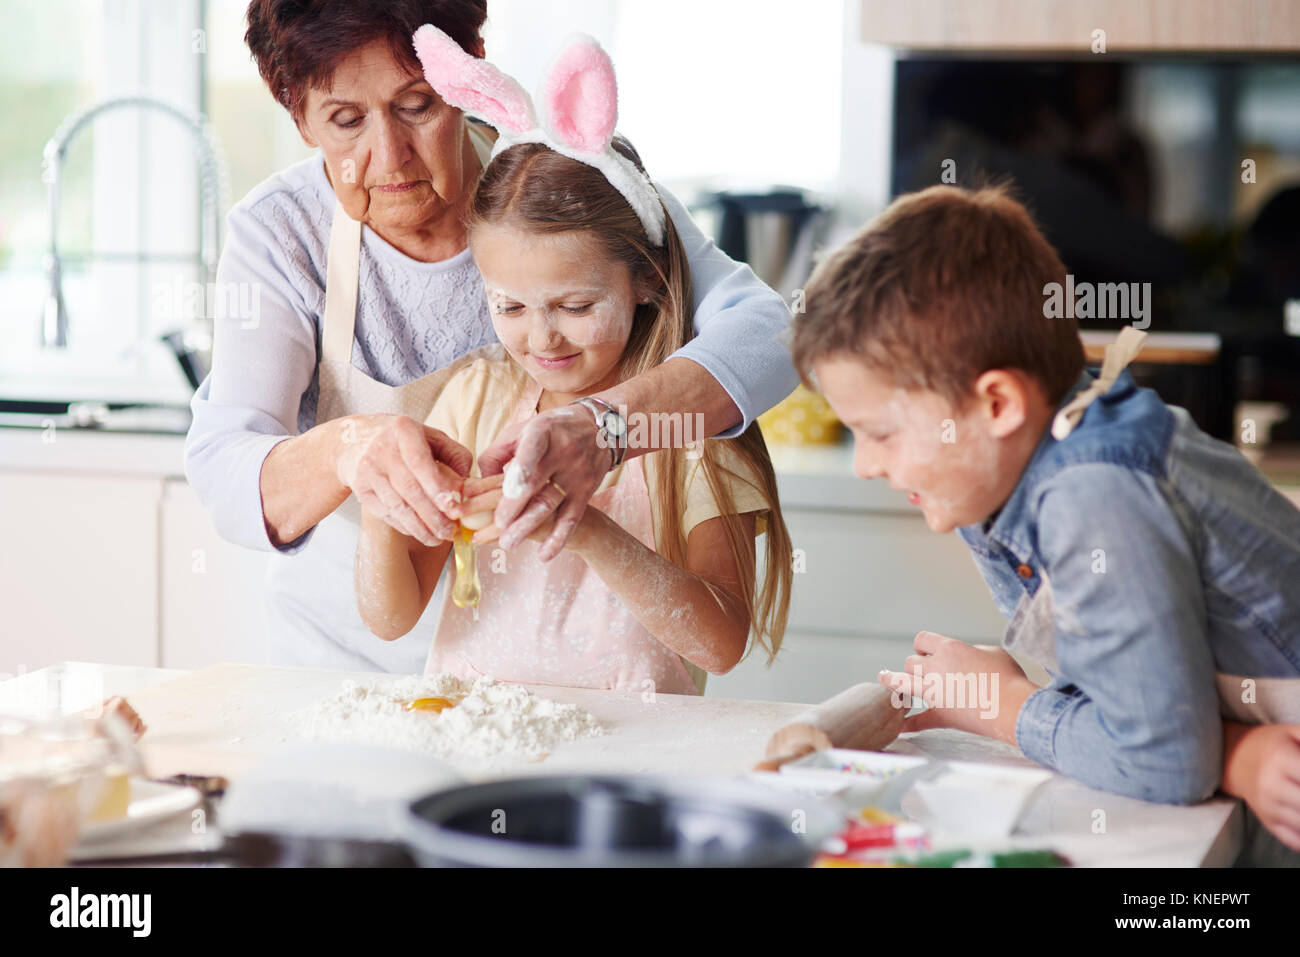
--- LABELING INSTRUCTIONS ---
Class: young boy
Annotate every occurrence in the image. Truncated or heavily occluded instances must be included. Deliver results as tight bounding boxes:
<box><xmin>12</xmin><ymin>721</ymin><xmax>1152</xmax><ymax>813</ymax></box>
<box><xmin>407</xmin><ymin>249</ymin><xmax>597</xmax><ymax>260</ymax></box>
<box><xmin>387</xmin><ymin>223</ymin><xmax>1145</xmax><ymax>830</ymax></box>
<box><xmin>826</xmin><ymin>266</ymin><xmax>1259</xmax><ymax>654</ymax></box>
<box><xmin>790</xmin><ymin>184</ymin><xmax>1300</xmax><ymax>858</ymax></box>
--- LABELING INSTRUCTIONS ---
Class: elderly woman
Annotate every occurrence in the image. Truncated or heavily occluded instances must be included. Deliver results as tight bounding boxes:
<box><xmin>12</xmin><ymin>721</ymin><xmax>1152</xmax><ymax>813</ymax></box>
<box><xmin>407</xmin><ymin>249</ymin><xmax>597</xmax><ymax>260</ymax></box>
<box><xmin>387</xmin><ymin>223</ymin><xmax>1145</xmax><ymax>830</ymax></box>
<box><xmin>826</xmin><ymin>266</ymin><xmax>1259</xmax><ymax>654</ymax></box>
<box><xmin>185</xmin><ymin>0</ymin><xmax>797</xmax><ymax>672</ymax></box>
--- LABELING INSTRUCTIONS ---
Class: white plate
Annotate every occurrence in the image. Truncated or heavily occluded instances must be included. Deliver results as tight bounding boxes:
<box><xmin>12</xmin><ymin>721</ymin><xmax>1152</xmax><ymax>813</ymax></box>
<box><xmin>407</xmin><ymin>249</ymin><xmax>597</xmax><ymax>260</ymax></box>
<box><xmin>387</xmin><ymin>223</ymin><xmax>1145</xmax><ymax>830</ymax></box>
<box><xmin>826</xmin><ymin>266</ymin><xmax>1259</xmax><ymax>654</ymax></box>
<box><xmin>745</xmin><ymin>770</ymin><xmax>851</xmax><ymax>798</ymax></box>
<box><xmin>907</xmin><ymin>761</ymin><xmax>1053</xmax><ymax>838</ymax></box>
<box><xmin>77</xmin><ymin>778</ymin><xmax>202</xmax><ymax>844</ymax></box>
<box><xmin>778</xmin><ymin>749</ymin><xmax>930</xmax><ymax>802</ymax></box>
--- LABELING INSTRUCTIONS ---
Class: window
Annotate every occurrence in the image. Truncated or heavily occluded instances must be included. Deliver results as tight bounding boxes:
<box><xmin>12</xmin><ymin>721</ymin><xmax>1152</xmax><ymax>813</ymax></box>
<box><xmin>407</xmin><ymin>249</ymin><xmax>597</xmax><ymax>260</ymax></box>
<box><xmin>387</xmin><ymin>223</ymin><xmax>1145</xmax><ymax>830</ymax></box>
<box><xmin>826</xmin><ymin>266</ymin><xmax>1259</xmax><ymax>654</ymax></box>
<box><xmin>203</xmin><ymin>0</ymin><xmax>312</xmax><ymax>209</ymax></box>
<box><xmin>0</xmin><ymin>0</ymin><xmax>207</xmax><ymax>404</ymax></box>
<box><xmin>0</xmin><ymin>1</ymin><xmax>843</xmax><ymax>405</ymax></box>
<box><xmin>483</xmin><ymin>0</ymin><xmax>844</xmax><ymax>193</ymax></box>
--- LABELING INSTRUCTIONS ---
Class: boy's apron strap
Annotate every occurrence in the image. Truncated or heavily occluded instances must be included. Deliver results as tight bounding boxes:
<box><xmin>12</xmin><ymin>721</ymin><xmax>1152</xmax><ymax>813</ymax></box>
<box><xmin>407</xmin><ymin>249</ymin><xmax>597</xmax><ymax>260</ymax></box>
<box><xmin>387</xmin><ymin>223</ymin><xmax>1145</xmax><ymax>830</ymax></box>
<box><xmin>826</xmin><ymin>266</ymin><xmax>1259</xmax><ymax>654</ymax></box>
<box><xmin>1051</xmin><ymin>325</ymin><xmax>1148</xmax><ymax>440</ymax></box>
<box><xmin>322</xmin><ymin>201</ymin><xmax>363</xmax><ymax>365</ymax></box>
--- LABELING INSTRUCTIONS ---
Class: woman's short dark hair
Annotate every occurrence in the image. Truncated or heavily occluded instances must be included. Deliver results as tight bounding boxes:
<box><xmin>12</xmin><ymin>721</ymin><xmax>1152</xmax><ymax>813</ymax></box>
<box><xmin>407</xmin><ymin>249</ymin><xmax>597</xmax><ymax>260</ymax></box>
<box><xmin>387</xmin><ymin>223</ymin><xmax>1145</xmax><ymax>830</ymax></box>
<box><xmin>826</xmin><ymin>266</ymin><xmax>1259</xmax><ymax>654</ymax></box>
<box><xmin>245</xmin><ymin>0</ymin><xmax>488</xmax><ymax>117</ymax></box>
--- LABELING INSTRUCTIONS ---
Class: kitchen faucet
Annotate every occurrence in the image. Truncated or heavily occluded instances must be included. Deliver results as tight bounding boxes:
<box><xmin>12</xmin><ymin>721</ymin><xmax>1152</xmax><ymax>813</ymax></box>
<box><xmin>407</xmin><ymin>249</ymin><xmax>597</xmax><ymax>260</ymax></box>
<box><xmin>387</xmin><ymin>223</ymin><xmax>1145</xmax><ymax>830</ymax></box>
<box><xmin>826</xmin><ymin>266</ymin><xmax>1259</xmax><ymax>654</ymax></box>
<box><xmin>40</xmin><ymin>95</ymin><xmax>228</xmax><ymax>349</ymax></box>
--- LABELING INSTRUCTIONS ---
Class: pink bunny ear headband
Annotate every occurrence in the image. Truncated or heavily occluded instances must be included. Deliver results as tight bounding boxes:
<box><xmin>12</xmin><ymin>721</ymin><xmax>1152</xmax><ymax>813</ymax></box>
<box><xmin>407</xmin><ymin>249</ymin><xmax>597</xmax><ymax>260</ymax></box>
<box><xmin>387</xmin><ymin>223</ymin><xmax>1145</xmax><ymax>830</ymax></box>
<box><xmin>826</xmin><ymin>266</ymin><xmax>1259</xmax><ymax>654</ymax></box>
<box><xmin>413</xmin><ymin>24</ymin><xmax>667</xmax><ymax>246</ymax></box>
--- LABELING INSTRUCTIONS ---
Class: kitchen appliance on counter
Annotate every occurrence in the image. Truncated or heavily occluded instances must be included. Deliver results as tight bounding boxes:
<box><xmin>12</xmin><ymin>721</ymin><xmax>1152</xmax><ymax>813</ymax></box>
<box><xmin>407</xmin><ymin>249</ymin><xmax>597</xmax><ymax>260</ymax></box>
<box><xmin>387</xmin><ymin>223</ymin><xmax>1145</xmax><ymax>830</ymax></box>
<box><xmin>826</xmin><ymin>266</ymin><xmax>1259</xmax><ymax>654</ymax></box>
<box><xmin>700</xmin><ymin>189</ymin><xmax>828</xmax><ymax>298</ymax></box>
<box><xmin>701</xmin><ymin>189</ymin><xmax>842</xmax><ymax>446</ymax></box>
<box><xmin>158</xmin><ymin>327</ymin><xmax>212</xmax><ymax>391</ymax></box>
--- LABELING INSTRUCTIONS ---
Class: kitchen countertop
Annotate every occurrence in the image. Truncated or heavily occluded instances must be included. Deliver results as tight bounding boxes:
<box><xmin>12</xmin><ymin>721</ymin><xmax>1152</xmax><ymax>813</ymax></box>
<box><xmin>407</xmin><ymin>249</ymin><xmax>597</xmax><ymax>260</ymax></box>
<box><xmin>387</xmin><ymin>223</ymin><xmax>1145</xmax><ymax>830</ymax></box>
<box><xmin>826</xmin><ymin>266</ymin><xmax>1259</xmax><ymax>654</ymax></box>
<box><xmin>1</xmin><ymin>423</ymin><xmax>1296</xmax><ymax>510</ymax></box>
<box><xmin>0</xmin><ymin>424</ymin><xmax>187</xmax><ymax>478</ymax></box>
<box><xmin>770</xmin><ymin>440</ymin><xmax>1300</xmax><ymax>508</ymax></box>
<box><xmin>771</xmin><ymin>443</ymin><xmax>914</xmax><ymax>511</ymax></box>
<box><xmin>0</xmin><ymin>662</ymin><xmax>1244</xmax><ymax>867</ymax></box>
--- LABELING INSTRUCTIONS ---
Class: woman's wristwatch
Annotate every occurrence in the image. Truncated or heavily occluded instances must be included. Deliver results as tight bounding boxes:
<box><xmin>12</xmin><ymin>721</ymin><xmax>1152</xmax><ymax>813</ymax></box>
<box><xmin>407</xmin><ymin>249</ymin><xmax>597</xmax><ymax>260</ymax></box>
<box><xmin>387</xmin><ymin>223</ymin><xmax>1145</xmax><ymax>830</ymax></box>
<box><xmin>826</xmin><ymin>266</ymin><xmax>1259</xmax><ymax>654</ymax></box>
<box><xmin>571</xmin><ymin>397</ymin><xmax>628</xmax><ymax>470</ymax></box>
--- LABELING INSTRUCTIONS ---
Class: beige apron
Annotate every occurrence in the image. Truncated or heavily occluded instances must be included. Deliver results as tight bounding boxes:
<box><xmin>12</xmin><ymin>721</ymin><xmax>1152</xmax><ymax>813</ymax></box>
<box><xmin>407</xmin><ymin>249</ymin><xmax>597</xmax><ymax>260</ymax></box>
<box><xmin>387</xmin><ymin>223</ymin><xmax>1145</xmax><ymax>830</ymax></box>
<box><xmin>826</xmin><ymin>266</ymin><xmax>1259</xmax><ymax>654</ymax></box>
<box><xmin>1006</xmin><ymin>326</ymin><xmax>1300</xmax><ymax>725</ymax></box>
<box><xmin>264</xmin><ymin>124</ymin><xmax>497</xmax><ymax>672</ymax></box>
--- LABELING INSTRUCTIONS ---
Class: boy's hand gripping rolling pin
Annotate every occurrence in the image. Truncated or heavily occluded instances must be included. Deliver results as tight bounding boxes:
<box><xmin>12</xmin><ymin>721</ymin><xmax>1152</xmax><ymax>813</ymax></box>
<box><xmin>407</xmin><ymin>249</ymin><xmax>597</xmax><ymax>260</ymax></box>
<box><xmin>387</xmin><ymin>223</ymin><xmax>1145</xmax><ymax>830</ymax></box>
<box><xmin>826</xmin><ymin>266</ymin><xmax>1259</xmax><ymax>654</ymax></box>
<box><xmin>755</xmin><ymin>683</ymin><xmax>905</xmax><ymax>771</ymax></box>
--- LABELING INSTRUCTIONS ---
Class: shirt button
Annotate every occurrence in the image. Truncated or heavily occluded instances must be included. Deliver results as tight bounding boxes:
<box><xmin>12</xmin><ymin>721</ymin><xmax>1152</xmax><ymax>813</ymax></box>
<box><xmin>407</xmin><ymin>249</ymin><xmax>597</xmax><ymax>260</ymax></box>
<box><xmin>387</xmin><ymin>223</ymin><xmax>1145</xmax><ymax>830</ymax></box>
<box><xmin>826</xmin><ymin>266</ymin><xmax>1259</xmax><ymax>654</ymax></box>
<box><xmin>1017</xmin><ymin>564</ymin><xmax>1034</xmax><ymax>579</ymax></box>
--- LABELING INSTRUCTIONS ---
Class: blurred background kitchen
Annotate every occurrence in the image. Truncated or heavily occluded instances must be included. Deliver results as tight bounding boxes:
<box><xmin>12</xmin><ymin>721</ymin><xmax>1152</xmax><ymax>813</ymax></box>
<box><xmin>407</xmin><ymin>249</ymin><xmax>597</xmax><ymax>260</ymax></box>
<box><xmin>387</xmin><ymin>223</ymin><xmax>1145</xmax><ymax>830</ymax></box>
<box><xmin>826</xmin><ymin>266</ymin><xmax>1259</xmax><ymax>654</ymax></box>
<box><xmin>1</xmin><ymin>0</ymin><xmax>1297</xmax><ymax>703</ymax></box>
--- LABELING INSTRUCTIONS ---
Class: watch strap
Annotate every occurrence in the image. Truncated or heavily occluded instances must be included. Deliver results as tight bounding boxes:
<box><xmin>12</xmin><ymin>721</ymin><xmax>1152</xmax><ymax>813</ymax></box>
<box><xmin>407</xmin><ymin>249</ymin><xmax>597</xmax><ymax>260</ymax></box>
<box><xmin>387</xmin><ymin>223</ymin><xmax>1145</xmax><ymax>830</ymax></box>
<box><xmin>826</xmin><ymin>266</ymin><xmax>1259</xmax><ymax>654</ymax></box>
<box><xmin>572</xmin><ymin>397</ymin><xmax>627</xmax><ymax>469</ymax></box>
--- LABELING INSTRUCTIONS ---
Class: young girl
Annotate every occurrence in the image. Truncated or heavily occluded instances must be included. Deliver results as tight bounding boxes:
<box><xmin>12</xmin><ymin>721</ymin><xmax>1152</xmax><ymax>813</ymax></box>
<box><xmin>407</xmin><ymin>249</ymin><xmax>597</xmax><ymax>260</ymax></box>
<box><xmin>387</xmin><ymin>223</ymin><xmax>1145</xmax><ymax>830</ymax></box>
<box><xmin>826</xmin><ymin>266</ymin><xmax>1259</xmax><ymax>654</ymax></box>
<box><xmin>353</xmin><ymin>30</ymin><xmax>792</xmax><ymax>694</ymax></box>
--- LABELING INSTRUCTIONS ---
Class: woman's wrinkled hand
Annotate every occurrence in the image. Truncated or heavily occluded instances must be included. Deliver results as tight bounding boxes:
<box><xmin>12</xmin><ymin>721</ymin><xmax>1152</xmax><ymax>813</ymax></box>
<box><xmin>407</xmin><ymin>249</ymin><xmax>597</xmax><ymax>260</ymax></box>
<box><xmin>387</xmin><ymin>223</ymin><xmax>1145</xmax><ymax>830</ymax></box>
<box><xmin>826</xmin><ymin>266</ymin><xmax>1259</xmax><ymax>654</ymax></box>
<box><xmin>459</xmin><ymin>472</ymin><xmax>599</xmax><ymax>555</ymax></box>
<box><xmin>476</xmin><ymin>406</ymin><xmax>607</xmax><ymax>562</ymax></box>
<box><xmin>335</xmin><ymin>414</ymin><xmax>474</xmax><ymax>546</ymax></box>
<box><xmin>455</xmin><ymin>474</ymin><xmax>505</xmax><ymax>543</ymax></box>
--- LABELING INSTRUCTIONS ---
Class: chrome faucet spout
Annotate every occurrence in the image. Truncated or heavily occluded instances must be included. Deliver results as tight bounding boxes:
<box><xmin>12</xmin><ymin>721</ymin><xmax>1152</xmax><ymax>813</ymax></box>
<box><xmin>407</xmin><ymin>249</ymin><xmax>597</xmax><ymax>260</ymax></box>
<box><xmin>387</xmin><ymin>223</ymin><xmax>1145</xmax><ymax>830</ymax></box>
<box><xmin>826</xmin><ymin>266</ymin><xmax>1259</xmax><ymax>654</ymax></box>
<box><xmin>39</xmin><ymin>95</ymin><xmax>229</xmax><ymax>349</ymax></box>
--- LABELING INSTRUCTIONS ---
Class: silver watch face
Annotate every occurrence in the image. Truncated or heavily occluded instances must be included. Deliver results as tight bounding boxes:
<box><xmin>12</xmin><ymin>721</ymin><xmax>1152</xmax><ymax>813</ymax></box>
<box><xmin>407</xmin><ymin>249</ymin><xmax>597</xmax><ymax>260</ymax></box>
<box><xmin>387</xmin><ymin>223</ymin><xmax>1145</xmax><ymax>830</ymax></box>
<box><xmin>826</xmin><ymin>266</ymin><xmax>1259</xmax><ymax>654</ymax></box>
<box><xmin>600</xmin><ymin>410</ymin><xmax>627</xmax><ymax>438</ymax></box>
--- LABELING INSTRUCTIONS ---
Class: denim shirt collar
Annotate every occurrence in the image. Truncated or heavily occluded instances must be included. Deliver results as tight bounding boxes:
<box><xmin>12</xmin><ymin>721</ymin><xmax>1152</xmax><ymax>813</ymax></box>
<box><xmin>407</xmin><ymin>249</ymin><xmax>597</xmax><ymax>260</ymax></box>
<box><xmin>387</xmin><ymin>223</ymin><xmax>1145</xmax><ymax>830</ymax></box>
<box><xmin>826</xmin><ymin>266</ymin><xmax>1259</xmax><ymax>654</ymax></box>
<box><xmin>976</xmin><ymin>369</ymin><xmax>1098</xmax><ymax>563</ymax></box>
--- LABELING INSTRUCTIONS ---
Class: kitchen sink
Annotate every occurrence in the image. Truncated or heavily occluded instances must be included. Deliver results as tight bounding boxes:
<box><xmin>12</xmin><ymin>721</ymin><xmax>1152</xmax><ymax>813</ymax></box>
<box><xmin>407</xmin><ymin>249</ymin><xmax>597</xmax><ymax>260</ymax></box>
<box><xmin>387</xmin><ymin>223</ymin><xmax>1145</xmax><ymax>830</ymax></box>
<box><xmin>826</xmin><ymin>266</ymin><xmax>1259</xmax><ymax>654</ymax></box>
<box><xmin>0</xmin><ymin>399</ymin><xmax>192</xmax><ymax>435</ymax></box>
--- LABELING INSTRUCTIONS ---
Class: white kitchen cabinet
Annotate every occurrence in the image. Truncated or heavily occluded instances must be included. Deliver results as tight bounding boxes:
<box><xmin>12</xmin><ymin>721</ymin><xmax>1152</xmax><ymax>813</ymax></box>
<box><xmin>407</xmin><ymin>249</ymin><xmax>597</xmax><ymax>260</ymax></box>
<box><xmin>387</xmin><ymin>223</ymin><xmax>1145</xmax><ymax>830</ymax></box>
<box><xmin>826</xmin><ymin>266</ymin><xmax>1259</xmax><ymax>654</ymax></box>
<box><xmin>0</xmin><ymin>471</ymin><xmax>161</xmax><ymax>675</ymax></box>
<box><xmin>707</xmin><ymin>631</ymin><xmax>923</xmax><ymax>705</ymax></box>
<box><xmin>704</xmin><ymin>445</ymin><xmax>1010</xmax><ymax>703</ymax></box>
<box><xmin>707</xmin><ymin>517</ymin><xmax>1010</xmax><ymax>702</ymax></box>
<box><xmin>0</xmin><ymin>430</ymin><xmax>276</xmax><ymax>672</ymax></box>
<box><xmin>0</xmin><ymin>429</ymin><xmax>276</xmax><ymax>675</ymax></box>
<box><xmin>159</xmin><ymin>478</ymin><xmax>273</xmax><ymax>669</ymax></box>
<box><xmin>782</xmin><ymin>508</ymin><xmax>1007</xmax><ymax>642</ymax></box>
<box><xmin>0</xmin><ymin>470</ymin><xmax>276</xmax><ymax>674</ymax></box>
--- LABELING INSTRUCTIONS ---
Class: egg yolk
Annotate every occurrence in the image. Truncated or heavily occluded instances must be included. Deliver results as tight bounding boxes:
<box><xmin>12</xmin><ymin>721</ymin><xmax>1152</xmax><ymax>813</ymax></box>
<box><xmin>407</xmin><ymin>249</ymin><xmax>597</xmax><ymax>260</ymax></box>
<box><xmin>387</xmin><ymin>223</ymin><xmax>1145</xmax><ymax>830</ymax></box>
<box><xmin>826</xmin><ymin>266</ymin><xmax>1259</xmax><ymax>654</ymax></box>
<box><xmin>405</xmin><ymin>696</ymin><xmax>459</xmax><ymax>713</ymax></box>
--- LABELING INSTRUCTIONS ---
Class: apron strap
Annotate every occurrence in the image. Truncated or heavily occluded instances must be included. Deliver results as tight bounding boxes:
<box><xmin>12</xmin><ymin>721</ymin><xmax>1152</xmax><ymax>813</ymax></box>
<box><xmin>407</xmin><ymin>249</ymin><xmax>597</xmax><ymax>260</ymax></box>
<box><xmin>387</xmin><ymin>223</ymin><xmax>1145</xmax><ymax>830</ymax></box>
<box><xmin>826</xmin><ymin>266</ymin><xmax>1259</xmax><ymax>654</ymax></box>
<box><xmin>1051</xmin><ymin>325</ymin><xmax>1148</xmax><ymax>440</ymax></box>
<box><xmin>322</xmin><ymin>201</ymin><xmax>363</xmax><ymax>364</ymax></box>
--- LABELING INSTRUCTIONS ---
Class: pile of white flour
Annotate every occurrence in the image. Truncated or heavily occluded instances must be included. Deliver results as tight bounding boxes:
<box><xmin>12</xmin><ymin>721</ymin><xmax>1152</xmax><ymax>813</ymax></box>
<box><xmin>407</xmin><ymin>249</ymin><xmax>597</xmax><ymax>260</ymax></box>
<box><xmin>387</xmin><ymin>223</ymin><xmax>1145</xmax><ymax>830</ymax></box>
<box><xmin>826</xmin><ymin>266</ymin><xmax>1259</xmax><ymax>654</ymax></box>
<box><xmin>291</xmin><ymin>674</ymin><xmax>603</xmax><ymax>761</ymax></box>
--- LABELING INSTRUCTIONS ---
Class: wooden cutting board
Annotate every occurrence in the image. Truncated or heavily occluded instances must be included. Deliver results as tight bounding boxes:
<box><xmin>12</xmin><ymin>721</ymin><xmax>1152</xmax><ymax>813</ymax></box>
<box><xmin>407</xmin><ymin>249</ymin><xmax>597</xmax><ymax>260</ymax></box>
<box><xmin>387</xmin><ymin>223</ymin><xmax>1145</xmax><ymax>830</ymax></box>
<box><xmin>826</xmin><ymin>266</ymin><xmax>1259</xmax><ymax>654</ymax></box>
<box><xmin>127</xmin><ymin>663</ymin><xmax>812</xmax><ymax>783</ymax></box>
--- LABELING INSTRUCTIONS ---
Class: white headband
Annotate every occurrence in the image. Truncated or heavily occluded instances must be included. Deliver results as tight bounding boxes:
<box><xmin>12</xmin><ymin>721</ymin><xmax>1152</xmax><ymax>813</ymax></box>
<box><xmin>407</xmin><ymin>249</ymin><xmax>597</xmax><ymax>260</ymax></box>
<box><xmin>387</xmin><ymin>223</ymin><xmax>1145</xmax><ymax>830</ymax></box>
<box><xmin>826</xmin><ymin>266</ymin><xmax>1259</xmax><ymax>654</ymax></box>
<box><xmin>413</xmin><ymin>25</ymin><xmax>666</xmax><ymax>246</ymax></box>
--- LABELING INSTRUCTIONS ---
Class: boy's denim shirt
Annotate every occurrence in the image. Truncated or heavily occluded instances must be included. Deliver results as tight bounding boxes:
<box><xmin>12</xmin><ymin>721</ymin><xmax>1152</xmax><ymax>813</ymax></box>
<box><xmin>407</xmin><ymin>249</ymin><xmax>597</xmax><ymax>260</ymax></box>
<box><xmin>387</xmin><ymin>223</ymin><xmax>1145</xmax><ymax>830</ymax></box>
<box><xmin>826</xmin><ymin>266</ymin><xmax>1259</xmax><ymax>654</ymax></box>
<box><xmin>958</xmin><ymin>368</ymin><xmax>1300</xmax><ymax>805</ymax></box>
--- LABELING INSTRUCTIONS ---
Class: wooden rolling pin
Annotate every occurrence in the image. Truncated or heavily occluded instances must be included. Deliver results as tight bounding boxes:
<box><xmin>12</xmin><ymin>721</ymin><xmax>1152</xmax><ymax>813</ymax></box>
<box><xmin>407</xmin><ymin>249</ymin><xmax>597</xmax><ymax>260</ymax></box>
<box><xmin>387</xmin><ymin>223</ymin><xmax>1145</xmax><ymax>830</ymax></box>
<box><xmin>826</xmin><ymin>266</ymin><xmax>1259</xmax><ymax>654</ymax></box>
<box><xmin>755</xmin><ymin>683</ymin><xmax>904</xmax><ymax>771</ymax></box>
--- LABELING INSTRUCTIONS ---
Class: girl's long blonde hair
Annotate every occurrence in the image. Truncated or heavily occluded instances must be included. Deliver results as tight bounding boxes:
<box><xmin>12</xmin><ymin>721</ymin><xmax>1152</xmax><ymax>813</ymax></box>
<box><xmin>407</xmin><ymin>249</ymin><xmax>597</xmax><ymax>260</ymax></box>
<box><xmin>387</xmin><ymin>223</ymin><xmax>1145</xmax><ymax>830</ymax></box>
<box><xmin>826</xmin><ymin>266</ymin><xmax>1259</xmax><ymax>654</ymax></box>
<box><xmin>468</xmin><ymin>137</ymin><xmax>792</xmax><ymax>664</ymax></box>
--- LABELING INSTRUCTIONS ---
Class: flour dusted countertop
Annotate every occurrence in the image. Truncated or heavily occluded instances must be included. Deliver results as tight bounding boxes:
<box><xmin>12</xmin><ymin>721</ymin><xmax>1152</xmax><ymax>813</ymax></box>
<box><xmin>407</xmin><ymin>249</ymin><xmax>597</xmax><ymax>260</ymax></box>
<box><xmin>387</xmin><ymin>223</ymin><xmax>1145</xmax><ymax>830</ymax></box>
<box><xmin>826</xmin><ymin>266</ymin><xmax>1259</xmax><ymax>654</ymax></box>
<box><xmin>2</xmin><ymin>662</ymin><xmax>1244</xmax><ymax>867</ymax></box>
<box><xmin>124</xmin><ymin>663</ymin><xmax>806</xmax><ymax>781</ymax></box>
